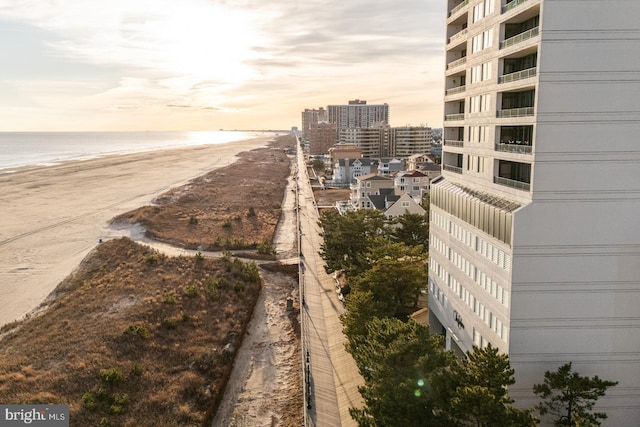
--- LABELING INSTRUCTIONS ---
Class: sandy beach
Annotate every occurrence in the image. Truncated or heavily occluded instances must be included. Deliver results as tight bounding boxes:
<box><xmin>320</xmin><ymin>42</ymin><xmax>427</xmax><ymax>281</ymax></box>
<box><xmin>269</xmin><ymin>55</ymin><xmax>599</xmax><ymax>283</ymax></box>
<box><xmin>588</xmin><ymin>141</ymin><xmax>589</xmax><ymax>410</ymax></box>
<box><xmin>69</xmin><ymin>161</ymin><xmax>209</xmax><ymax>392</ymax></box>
<box><xmin>0</xmin><ymin>135</ymin><xmax>272</xmax><ymax>328</ymax></box>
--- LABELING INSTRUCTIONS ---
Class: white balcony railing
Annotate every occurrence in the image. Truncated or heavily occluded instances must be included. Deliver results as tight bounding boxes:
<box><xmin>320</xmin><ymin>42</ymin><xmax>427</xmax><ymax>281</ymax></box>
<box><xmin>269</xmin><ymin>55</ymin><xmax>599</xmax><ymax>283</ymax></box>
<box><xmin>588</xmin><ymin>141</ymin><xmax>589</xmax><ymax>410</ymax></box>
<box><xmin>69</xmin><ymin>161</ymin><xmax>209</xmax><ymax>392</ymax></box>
<box><xmin>498</xmin><ymin>67</ymin><xmax>537</xmax><ymax>84</ymax></box>
<box><xmin>503</xmin><ymin>0</ymin><xmax>531</xmax><ymax>14</ymax></box>
<box><xmin>496</xmin><ymin>107</ymin><xmax>534</xmax><ymax>118</ymax></box>
<box><xmin>446</xmin><ymin>57</ymin><xmax>467</xmax><ymax>70</ymax></box>
<box><xmin>444</xmin><ymin>113</ymin><xmax>465</xmax><ymax>121</ymax></box>
<box><xmin>449</xmin><ymin>0</ymin><xmax>469</xmax><ymax>17</ymax></box>
<box><xmin>494</xmin><ymin>176</ymin><xmax>530</xmax><ymax>191</ymax></box>
<box><xmin>500</xmin><ymin>26</ymin><xmax>539</xmax><ymax>49</ymax></box>
<box><xmin>448</xmin><ymin>28</ymin><xmax>468</xmax><ymax>45</ymax></box>
<box><xmin>495</xmin><ymin>143</ymin><xmax>532</xmax><ymax>154</ymax></box>
<box><xmin>445</xmin><ymin>85</ymin><xmax>466</xmax><ymax>96</ymax></box>
<box><xmin>444</xmin><ymin>165</ymin><xmax>463</xmax><ymax>174</ymax></box>
<box><xmin>444</xmin><ymin>139</ymin><xmax>464</xmax><ymax>147</ymax></box>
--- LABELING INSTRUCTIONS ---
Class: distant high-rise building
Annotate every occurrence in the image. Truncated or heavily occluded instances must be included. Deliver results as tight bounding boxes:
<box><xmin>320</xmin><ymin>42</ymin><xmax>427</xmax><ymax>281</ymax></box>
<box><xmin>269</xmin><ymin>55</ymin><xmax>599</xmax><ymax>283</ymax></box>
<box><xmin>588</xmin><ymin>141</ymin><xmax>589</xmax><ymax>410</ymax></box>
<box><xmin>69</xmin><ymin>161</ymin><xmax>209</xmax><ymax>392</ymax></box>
<box><xmin>429</xmin><ymin>1</ymin><xmax>640</xmax><ymax>425</ymax></box>
<box><xmin>301</xmin><ymin>107</ymin><xmax>337</xmax><ymax>154</ymax></box>
<box><xmin>340</xmin><ymin>124</ymin><xmax>431</xmax><ymax>159</ymax></box>
<box><xmin>327</xmin><ymin>99</ymin><xmax>389</xmax><ymax>136</ymax></box>
<box><xmin>390</xmin><ymin>126</ymin><xmax>432</xmax><ymax>158</ymax></box>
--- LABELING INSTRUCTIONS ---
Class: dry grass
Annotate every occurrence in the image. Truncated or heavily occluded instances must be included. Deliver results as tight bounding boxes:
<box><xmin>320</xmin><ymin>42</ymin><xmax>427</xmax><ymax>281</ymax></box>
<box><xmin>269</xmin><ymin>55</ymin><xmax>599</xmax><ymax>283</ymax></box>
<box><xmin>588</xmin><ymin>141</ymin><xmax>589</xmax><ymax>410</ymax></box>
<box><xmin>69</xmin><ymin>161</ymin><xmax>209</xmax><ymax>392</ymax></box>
<box><xmin>0</xmin><ymin>135</ymin><xmax>298</xmax><ymax>426</ymax></box>
<box><xmin>113</xmin><ymin>136</ymin><xmax>294</xmax><ymax>251</ymax></box>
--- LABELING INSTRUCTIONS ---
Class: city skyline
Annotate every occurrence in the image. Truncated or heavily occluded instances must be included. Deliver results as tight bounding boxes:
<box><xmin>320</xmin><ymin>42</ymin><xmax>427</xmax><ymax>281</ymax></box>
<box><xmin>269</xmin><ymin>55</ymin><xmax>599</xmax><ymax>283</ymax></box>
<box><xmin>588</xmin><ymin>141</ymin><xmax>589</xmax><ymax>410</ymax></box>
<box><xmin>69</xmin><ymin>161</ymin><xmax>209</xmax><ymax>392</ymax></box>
<box><xmin>0</xmin><ymin>0</ymin><xmax>445</xmax><ymax>132</ymax></box>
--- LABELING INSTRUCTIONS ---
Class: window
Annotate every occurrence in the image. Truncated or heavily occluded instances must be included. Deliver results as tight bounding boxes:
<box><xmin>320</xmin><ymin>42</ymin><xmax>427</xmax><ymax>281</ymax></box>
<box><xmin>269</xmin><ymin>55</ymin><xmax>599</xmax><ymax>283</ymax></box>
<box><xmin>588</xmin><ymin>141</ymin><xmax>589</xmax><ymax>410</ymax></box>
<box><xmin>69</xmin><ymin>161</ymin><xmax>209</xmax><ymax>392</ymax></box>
<box><xmin>469</xmin><ymin>126</ymin><xmax>489</xmax><ymax>143</ymax></box>
<box><xmin>402</xmin><ymin>201</ymin><xmax>410</xmax><ymax>207</ymax></box>
<box><xmin>473</xmin><ymin>0</ymin><xmax>494</xmax><ymax>23</ymax></box>
<box><xmin>470</xmin><ymin>94</ymin><xmax>491</xmax><ymax>113</ymax></box>
<box><xmin>472</xmin><ymin>30</ymin><xmax>493</xmax><ymax>53</ymax></box>
<box><xmin>470</xmin><ymin>62</ymin><xmax>492</xmax><ymax>83</ymax></box>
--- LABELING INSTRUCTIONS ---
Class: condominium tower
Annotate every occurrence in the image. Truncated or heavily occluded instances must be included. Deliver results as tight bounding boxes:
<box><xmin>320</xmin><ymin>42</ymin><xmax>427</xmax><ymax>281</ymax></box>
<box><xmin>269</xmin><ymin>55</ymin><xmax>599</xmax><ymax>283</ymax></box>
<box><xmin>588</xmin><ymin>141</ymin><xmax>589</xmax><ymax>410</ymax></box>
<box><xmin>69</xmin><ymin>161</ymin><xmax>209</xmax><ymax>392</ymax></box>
<box><xmin>327</xmin><ymin>99</ymin><xmax>389</xmax><ymax>134</ymax></box>
<box><xmin>429</xmin><ymin>0</ymin><xmax>640</xmax><ymax>425</ymax></box>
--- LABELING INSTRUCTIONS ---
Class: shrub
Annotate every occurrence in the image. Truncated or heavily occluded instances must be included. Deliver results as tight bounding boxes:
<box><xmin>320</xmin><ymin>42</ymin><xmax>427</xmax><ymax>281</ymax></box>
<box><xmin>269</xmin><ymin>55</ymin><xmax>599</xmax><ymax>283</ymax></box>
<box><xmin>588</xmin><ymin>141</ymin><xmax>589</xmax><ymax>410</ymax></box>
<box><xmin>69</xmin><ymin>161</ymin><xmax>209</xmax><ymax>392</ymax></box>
<box><xmin>100</xmin><ymin>368</ymin><xmax>122</xmax><ymax>386</ymax></box>
<box><xmin>124</xmin><ymin>324</ymin><xmax>151</xmax><ymax>339</ymax></box>
<box><xmin>257</xmin><ymin>240</ymin><xmax>275</xmax><ymax>255</ymax></box>
<box><xmin>130</xmin><ymin>363</ymin><xmax>143</xmax><ymax>377</ymax></box>
<box><xmin>247</xmin><ymin>207</ymin><xmax>256</xmax><ymax>217</ymax></box>
<box><xmin>161</xmin><ymin>317</ymin><xmax>178</xmax><ymax>330</ymax></box>
<box><xmin>145</xmin><ymin>255</ymin><xmax>157</xmax><ymax>266</ymax></box>
<box><xmin>222</xmin><ymin>219</ymin><xmax>232</xmax><ymax>228</ymax></box>
<box><xmin>189</xmin><ymin>216</ymin><xmax>198</xmax><ymax>225</ymax></box>
<box><xmin>82</xmin><ymin>392</ymin><xmax>96</xmax><ymax>410</ymax></box>
<box><xmin>183</xmin><ymin>284</ymin><xmax>199</xmax><ymax>298</ymax></box>
<box><xmin>194</xmin><ymin>252</ymin><xmax>205</xmax><ymax>264</ymax></box>
<box><xmin>162</xmin><ymin>293</ymin><xmax>177</xmax><ymax>304</ymax></box>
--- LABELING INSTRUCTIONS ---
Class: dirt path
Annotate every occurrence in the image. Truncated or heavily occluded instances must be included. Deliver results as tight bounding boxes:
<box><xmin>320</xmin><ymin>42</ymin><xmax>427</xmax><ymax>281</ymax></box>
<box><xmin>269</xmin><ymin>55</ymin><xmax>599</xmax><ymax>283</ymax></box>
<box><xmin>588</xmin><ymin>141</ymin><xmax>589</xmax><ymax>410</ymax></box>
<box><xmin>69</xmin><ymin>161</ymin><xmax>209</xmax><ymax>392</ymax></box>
<box><xmin>211</xmin><ymin>155</ymin><xmax>303</xmax><ymax>426</ymax></box>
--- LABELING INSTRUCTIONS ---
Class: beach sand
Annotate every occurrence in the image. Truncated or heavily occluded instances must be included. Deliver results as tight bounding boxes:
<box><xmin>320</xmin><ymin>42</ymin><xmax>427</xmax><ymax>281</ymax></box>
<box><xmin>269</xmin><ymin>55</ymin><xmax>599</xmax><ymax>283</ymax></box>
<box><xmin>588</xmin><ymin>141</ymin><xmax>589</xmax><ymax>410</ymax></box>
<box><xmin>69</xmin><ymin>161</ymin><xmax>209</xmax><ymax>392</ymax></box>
<box><xmin>0</xmin><ymin>135</ymin><xmax>272</xmax><ymax>328</ymax></box>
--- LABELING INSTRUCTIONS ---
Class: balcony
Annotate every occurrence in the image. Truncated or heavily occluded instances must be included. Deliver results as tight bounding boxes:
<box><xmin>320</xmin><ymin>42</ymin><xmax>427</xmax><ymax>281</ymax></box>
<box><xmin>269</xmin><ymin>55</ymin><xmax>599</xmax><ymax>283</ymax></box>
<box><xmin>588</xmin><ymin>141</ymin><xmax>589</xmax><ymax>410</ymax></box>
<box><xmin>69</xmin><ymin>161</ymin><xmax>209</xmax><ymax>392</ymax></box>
<box><xmin>500</xmin><ymin>26</ymin><xmax>539</xmax><ymax>49</ymax></box>
<box><xmin>498</xmin><ymin>67</ymin><xmax>536</xmax><ymax>84</ymax></box>
<box><xmin>495</xmin><ymin>143</ymin><xmax>532</xmax><ymax>154</ymax></box>
<box><xmin>449</xmin><ymin>0</ymin><xmax>469</xmax><ymax>17</ymax></box>
<box><xmin>444</xmin><ymin>165</ymin><xmax>463</xmax><ymax>174</ymax></box>
<box><xmin>446</xmin><ymin>57</ymin><xmax>467</xmax><ymax>70</ymax></box>
<box><xmin>448</xmin><ymin>28</ymin><xmax>468</xmax><ymax>45</ymax></box>
<box><xmin>497</xmin><ymin>107</ymin><xmax>534</xmax><ymax>118</ymax></box>
<box><xmin>444</xmin><ymin>139</ymin><xmax>464</xmax><ymax>147</ymax></box>
<box><xmin>445</xmin><ymin>113</ymin><xmax>465</xmax><ymax>121</ymax></box>
<box><xmin>502</xmin><ymin>0</ymin><xmax>531</xmax><ymax>14</ymax></box>
<box><xmin>445</xmin><ymin>85</ymin><xmax>466</xmax><ymax>96</ymax></box>
<box><xmin>494</xmin><ymin>176</ymin><xmax>530</xmax><ymax>191</ymax></box>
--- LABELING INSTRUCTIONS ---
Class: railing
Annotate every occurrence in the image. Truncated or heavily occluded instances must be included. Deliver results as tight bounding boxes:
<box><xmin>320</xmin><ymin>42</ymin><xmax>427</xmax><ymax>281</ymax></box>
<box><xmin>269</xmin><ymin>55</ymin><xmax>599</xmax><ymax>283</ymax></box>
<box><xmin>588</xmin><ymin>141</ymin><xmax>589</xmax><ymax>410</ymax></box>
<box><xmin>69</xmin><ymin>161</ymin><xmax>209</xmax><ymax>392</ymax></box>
<box><xmin>444</xmin><ymin>165</ymin><xmax>463</xmax><ymax>174</ymax></box>
<box><xmin>444</xmin><ymin>139</ymin><xmax>464</xmax><ymax>147</ymax></box>
<box><xmin>448</xmin><ymin>28</ymin><xmax>468</xmax><ymax>45</ymax></box>
<box><xmin>446</xmin><ymin>57</ymin><xmax>467</xmax><ymax>70</ymax></box>
<box><xmin>449</xmin><ymin>0</ymin><xmax>469</xmax><ymax>17</ymax></box>
<box><xmin>494</xmin><ymin>176</ymin><xmax>530</xmax><ymax>191</ymax></box>
<box><xmin>495</xmin><ymin>143</ymin><xmax>532</xmax><ymax>154</ymax></box>
<box><xmin>497</xmin><ymin>107</ymin><xmax>534</xmax><ymax>118</ymax></box>
<box><xmin>444</xmin><ymin>113</ymin><xmax>465</xmax><ymax>121</ymax></box>
<box><xmin>502</xmin><ymin>0</ymin><xmax>531</xmax><ymax>13</ymax></box>
<box><xmin>500</xmin><ymin>26</ymin><xmax>539</xmax><ymax>49</ymax></box>
<box><xmin>445</xmin><ymin>85</ymin><xmax>466</xmax><ymax>96</ymax></box>
<box><xmin>498</xmin><ymin>67</ymin><xmax>537</xmax><ymax>84</ymax></box>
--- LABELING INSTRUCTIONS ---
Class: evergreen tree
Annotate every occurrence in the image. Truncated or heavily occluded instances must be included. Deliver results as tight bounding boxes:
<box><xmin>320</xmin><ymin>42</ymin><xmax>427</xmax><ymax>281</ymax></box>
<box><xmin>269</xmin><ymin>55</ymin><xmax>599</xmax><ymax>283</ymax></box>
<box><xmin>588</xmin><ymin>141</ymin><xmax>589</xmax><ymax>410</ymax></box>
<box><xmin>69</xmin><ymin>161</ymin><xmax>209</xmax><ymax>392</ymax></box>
<box><xmin>347</xmin><ymin>317</ymin><xmax>455</xmax><ymax>427</ymax></box>
<box><xmin>318</xmin><ymin>209</ymin><xmax>387</xmax><ymax>276</ymax></box>
<box><xmin>349</xmin><ymin>239</ymin><xmax>428</xmax><ymax>317</ymax></box>
<box><xmin>449</xmin><ymin>344</ymin><xmax>537</xmax><ymax>426</ymax></box>
<box><xmin>533</xmin><ymin>362</ymin><xmax>618</xmax><ymax>426</ymax></box>
<box><xmin>389</xmin><ymin>212</ymin><xmax>430</xmax><ymax>249</ymax></box>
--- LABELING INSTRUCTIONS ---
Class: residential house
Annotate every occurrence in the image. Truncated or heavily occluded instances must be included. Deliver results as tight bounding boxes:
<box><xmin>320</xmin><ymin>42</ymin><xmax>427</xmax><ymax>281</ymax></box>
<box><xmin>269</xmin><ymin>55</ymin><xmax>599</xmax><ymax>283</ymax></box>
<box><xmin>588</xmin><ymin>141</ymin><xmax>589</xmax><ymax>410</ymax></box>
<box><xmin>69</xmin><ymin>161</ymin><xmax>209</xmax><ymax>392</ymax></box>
<box><xmin>349</xmin><ymin>174</ymin><xmax>394</xmax><ymax>209</ymax></box>
<box><xmin>332</xmin><ymin>158</ymin><xmax>373</xmax><ymax>184</ymax></box>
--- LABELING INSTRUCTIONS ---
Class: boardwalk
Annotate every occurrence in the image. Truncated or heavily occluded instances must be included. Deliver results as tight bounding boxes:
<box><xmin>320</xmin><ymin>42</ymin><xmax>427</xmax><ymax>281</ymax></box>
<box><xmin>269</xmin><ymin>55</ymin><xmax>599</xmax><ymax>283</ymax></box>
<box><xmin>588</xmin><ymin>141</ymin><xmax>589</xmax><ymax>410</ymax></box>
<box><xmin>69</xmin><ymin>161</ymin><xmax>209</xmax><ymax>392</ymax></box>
<box><xmin>295</xmin><ymin>144</ymin><xmax>363</xmax><ymax>427</ymax></box>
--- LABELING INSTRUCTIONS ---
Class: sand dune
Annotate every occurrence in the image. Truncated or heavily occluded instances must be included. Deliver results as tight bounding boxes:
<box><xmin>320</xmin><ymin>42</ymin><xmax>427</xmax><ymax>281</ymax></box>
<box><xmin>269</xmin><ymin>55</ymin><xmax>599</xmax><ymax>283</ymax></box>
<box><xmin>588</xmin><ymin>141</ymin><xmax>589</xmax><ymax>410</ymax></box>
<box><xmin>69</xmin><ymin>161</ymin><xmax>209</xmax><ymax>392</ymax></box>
<box><xmin>0</xmin><ymin>136</ymin><xmax>271</xmax><ymax>327</ymax></box>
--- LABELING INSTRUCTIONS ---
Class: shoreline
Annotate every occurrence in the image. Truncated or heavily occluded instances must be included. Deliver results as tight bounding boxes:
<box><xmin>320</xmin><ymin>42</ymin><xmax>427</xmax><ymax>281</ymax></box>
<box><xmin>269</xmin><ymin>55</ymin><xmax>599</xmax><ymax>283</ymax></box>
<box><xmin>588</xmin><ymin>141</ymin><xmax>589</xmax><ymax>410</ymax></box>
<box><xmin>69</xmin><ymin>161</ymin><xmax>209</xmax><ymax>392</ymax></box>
<box><xmin>0</xmin><ymin>135</ymin><xmax>273</xmax><ymax>328</ymax></box>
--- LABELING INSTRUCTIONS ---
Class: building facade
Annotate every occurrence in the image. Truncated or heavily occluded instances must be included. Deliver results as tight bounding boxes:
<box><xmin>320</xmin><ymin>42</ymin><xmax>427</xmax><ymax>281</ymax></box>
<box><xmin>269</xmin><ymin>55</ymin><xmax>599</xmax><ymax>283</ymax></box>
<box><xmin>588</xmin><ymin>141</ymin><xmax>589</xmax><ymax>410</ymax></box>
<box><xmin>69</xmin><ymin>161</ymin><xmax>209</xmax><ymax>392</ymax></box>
<box><xmin>390</xmin><ymin>126</ymin><xmax>432</xmax><ymax>158</ymax></box>
<box><xmin>340</xmin><ymin>125</ymin><xmax>432</xmax><ymax>159</ymax></box>
<box><xmin>327</xmin><ymin>99</ymin><xmax>389</xmax><ymax>134</ymax></box>
<box><xmin>429</xmin><ymin>1</ymin><xmax>640</xmax><ymax>424</ymax></box>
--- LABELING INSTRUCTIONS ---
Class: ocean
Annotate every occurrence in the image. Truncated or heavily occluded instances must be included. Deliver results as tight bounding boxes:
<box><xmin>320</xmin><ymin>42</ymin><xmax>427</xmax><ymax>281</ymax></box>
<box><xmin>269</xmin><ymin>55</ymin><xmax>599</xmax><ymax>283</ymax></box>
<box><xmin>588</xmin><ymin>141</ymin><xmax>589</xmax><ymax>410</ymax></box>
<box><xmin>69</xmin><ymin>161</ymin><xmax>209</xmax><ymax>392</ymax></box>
<box><xmin>0</xmin><ymin>130</ymin><xmax>269</xmax><ymax>172</ymax></box>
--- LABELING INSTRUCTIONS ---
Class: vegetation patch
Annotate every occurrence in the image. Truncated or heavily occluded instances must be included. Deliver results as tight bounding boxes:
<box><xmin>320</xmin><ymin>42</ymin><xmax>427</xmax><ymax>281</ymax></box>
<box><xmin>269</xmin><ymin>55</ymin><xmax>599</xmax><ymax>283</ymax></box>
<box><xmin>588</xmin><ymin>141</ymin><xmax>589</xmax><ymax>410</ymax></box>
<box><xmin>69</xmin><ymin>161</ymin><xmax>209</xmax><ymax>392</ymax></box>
<box><xmin>0</xmin><ymin>238</ymin><xmax>262</xmax><ymax>426</ymax></box>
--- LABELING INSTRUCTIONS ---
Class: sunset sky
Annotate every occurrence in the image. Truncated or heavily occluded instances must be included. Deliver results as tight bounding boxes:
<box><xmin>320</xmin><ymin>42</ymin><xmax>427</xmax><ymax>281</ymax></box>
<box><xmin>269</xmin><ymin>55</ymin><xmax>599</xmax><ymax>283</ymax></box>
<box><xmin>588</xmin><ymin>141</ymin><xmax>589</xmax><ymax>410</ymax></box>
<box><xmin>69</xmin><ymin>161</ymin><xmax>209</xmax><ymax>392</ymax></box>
<box><xmin>0</xmin><ymin>0</ymin><xmax>445</xmax><ymax>131</ymax></box>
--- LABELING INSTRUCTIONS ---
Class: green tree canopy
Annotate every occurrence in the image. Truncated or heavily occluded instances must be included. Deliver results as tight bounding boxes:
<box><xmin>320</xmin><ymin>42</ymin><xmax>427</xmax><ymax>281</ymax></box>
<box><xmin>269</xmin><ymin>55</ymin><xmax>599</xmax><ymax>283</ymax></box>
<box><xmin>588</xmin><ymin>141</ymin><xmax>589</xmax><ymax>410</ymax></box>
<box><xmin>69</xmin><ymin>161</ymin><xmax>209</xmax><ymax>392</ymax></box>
<box><xmin>533</xmin><ymin>362</ymin><xmax>618</xmax><ymax>426</ymax></box>
<box><xmin>389</xmin><ymin>212</ymin><xmax>430</xmax><ymax>249</ymax></box>
<box><xmin>349</xmin><ymin>239</ymin><xmax>427</xmax><ymax>317</ymax></box>
<box><xmin>347</xmin><ymin>317</ymin><xmax>455</xmax><ymax>427</ymax></box>
<box><xmin>449</xmin><ymin>344</ymin><xmax>538</xmax><ymax>427</ymax></box>
<box><xmin>318</xmin><ymin>209</ymin><xmax>387</xmax><ymax>276</ymax></box>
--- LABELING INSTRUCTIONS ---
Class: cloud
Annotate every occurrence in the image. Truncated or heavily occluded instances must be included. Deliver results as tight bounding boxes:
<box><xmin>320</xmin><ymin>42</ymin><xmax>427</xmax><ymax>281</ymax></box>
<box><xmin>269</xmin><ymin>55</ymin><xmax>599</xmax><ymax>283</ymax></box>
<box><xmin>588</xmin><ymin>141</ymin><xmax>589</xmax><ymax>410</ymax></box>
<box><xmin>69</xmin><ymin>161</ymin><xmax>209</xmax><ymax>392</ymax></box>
<box><xmin>0</xmin><ymin>0</ymin><xmax>446</xmax><ymax>130</ymax></box>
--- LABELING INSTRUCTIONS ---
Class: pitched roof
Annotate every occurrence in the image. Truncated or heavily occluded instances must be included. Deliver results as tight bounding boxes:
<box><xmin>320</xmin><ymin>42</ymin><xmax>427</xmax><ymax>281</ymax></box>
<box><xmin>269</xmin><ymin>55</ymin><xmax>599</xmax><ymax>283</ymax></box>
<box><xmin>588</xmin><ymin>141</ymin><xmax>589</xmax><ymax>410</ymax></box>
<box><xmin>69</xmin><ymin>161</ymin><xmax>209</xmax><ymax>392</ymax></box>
<box><xmin>368</xmin><ymin>194</ymin><xmax>401</xmax><ymax>210</ymax></box>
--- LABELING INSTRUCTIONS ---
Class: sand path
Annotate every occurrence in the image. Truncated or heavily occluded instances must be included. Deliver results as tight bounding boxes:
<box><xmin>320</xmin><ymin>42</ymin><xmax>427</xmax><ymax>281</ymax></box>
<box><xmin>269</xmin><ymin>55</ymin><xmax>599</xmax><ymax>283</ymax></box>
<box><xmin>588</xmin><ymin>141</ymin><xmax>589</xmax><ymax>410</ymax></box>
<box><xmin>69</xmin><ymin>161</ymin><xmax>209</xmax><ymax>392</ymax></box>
<box><xmin>0</xmin><ymin>136</ymin><xmax>271</xmax><ymax>327</ymax></box>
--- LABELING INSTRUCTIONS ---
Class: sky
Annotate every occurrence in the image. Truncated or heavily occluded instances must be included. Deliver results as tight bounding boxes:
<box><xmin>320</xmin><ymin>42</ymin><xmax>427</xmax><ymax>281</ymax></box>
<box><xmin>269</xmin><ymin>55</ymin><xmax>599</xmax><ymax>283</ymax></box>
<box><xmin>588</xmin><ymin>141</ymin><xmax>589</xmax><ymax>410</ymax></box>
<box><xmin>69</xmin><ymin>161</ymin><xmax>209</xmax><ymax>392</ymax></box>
<box><xmin>0</xmin><ymin>0</ymin><xmax>445</xmax><ymax>131</ymax></box>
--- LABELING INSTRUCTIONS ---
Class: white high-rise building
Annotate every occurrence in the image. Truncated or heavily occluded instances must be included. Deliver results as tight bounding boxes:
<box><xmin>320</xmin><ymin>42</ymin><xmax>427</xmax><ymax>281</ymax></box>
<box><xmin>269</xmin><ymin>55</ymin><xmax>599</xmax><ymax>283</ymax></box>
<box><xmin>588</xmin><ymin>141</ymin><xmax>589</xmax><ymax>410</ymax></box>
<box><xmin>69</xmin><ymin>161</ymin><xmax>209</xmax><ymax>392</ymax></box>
<box><xmin>429</xmin><ymin>1</ymin><xmax>640</xmax><ymax>424</ymax></box>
